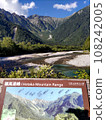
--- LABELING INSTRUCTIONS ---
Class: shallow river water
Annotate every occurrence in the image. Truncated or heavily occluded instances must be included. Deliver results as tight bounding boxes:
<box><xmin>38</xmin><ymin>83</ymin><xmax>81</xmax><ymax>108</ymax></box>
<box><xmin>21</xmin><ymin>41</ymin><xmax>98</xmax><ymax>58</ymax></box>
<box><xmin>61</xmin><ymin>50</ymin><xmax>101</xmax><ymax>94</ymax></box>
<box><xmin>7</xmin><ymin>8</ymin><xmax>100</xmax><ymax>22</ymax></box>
<box><xmin>0</xmin><ymin>51</ymin><xmax>90</xmax><ymax>78</ymax></box>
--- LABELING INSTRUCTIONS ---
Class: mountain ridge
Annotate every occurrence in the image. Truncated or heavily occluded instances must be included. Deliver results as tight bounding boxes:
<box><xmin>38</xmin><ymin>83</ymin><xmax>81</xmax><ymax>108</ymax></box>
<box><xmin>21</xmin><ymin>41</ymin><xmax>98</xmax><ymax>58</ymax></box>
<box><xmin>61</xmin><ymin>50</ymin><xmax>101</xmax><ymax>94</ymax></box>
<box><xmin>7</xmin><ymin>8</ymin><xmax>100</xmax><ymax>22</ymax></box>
<box><xmin>3</xmin><ymin>91</ymin><xmax>83</xmax><ymax>120</ymax></box>
<box><xmin>0</xmin><ymin>6</ymin><xmax>90</xmax><ymax>46</ymax></box>
<box><xmin>0</xmin><ymin>12</ymin><xmax>42</xmax><ymax>44</ymax></box>
<box><xmin>52</xmin><ymin>6</ymin><xmax>90</xmax><ymax>46</ymax></box>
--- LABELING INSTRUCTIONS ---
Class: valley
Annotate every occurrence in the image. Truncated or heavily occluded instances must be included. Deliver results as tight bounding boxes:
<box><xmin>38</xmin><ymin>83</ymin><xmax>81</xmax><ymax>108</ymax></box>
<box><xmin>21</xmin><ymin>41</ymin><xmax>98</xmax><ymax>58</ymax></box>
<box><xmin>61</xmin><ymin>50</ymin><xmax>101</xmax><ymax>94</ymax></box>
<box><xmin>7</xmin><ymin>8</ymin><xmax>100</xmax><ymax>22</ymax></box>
<box><xmin>2</xmin><ymin>88</ymin><xmax>83</xmax><ymax>120</ymax></box>
<box><xmin>0</xmin><ymin>5</ymin><xmax>90</xmax><ymax>78</ymax></box>
<box><xmin>0</xmin><ymin>6</ymin><xmax>89</xmax><ymax>45</ymax></box>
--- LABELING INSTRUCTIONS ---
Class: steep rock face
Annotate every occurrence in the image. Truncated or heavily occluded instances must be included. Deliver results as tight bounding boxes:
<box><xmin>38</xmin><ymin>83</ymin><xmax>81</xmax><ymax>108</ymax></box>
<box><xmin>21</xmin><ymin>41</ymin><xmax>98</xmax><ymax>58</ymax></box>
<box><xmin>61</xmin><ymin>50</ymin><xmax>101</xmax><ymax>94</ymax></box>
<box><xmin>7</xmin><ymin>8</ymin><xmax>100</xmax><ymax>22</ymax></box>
<box><xmin>27</xmin><ymin>15</ymin><xmax>71</xmax><ymax>41</ymax></box>
<box><xmin>28</xmin><ymin>15</ymin><xmax>67</xmax><ymax>31</ymax></box>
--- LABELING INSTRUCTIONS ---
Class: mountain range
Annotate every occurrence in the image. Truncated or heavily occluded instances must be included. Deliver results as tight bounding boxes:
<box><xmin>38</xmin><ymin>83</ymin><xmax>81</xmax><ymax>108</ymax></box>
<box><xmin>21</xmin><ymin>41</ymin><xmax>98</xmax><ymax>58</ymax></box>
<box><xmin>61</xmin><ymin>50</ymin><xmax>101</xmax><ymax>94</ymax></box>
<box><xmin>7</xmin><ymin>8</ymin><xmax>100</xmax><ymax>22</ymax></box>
<box><xmin>0</xmin><ymin>5</ymin><xmax>89</xmax><ymax>46</ymax></box>
<box><xmin>3</xmin><ymin>92</ymin><xmax>83</xmax><ymax>120</ymax></box>
<box><xmin>0</xmin><ymin>12</ymin><xmax>42</xmax><ymax>44</ymax></box>
<box><xmin>52</xmin><ymin>6</ymin><xmax>90</xmax><ymax>46</ymax></box>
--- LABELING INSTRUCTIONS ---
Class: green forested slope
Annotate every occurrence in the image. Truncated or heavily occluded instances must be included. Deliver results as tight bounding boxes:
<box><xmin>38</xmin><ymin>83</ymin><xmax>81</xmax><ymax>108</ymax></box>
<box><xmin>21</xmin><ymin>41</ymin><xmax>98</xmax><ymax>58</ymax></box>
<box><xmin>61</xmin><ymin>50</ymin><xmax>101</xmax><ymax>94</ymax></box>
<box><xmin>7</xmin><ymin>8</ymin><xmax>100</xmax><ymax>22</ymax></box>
<box><xmin>0</xmin><ymin>13</ymin><xmax>42</xmax><ymax>44</ymax></box>
<box><xmin>52</xmin><ymin>6</ymin><xmax>90</xmax><ymax>46</ymax></box>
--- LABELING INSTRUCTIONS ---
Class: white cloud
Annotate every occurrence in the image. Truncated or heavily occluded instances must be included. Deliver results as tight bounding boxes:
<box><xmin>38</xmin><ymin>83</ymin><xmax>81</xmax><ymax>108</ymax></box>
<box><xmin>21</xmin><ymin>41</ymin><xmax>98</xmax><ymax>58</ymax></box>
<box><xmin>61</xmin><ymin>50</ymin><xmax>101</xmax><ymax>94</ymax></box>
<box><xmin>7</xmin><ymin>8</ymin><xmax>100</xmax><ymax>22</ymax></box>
<box><xmin>84</xmin><ymin>1</ymin><xmax>87</xmax><ymax>4</ymax></box>
<box><xmin>22</xmin><ymin>2</ymin><xmax>35</xmax><ymax>10</ymax></box>
<box><xmin>0</xmin><ymin>0</ymin><xmax>36</xmax><ymax>17</ymax></box>
<box><xmin>12</xmin><ymin>0</ymin><xmax>18</xmax><ymax>4</ymax></box>
<box><xmin>53</xmin><ymin>2</ymin><xmax>78</xmax><ymax>11</ymax></box>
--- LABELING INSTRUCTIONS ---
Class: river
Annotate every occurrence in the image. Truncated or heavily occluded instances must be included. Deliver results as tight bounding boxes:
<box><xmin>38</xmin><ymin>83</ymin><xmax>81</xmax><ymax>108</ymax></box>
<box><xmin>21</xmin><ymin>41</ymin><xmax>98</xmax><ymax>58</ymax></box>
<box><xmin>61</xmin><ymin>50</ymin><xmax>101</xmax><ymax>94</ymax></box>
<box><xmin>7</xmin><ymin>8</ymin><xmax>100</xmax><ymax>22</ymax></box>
<box><xmin>0</xmin><ymin>51</ymin><xmax>90</xmax><ymax>78</ymax></box>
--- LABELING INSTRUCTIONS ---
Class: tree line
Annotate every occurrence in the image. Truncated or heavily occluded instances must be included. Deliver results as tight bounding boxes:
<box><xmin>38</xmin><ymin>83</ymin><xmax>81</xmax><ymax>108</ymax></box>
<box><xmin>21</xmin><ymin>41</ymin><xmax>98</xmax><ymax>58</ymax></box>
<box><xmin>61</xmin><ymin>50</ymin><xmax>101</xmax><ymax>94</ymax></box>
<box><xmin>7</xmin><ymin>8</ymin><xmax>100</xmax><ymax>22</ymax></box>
<box><xmin>0</xmin><ymin>37</ymin><xmax>90</xmax><ymax>57</ymax></box>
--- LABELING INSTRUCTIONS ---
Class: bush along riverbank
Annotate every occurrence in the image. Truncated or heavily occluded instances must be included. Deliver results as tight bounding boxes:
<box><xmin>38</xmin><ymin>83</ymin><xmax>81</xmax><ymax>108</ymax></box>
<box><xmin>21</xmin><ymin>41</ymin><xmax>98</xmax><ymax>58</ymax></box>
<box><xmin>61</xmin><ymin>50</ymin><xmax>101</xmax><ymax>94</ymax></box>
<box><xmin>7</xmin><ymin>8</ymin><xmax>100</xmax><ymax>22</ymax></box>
<box><xmin>0</xmin><ymin>65</ymin><xmax>90</xmax><ymax>79</ymax></box>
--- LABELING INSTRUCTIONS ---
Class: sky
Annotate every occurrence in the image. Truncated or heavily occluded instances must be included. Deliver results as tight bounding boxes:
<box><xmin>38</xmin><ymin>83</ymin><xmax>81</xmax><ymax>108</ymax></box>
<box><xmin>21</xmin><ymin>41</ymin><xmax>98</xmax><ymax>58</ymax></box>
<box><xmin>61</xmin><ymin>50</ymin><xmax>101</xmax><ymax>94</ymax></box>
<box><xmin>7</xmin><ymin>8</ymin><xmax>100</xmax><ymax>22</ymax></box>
<box><xmin>6</xmin><ymin>87</ymin><xmax>82</xmax><ymax>101</ymax></box>
<box><xmin>0</xmin><ymin>0</ymin><xmax>90</xmax><ymax>18</ymax></box>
